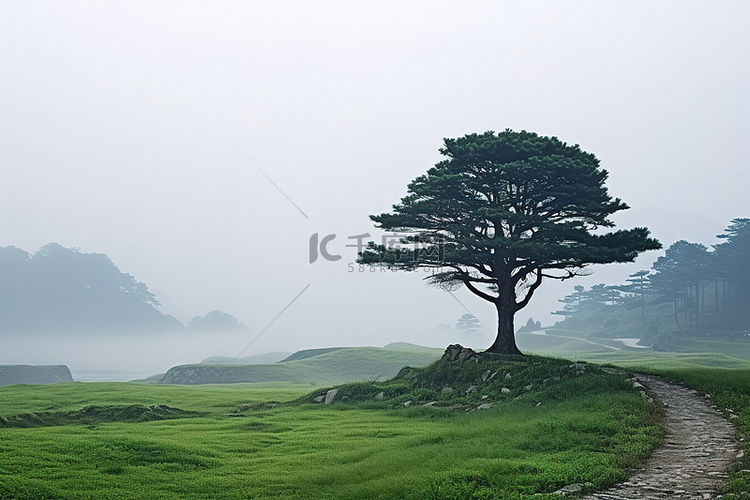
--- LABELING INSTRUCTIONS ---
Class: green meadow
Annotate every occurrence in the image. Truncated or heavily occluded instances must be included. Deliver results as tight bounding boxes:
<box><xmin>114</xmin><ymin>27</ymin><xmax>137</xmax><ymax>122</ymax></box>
<box><xmin>1</xmin><ymin>354</ymin><xmax>662</xmax><ymax>500</ymax></box>
<box><xmin>5</xmin><ymin>338</ymin><xmax>750</xmax><ymax>499</ymax></box>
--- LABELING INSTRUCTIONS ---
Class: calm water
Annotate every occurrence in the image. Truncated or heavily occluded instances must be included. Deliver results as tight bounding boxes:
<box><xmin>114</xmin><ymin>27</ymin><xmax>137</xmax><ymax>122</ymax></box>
<box><xmin>69</xmin><ymin>368</ymin><xmax>161</xmax><ymax>382</ymax></box>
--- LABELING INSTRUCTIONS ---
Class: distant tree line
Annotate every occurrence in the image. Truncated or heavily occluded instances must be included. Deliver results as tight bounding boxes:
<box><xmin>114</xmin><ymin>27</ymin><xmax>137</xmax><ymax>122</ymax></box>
<box><xmin>188</xmin><ymin>310</ymin><xmax>248</xmax><ymax>331</ymax></box>
<box><xmin>553</xmin><ymin>218</ymin><xmax>750</xmax><ymax>337</ymax></box>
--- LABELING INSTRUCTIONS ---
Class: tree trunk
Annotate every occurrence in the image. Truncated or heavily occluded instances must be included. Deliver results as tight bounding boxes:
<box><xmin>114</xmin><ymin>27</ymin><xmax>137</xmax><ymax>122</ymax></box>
<box><xmin>697</xmin><ymin>282</ymin><xmax>702</xmax><ymax>326</ymax></box>
<box><xmin>485</xmin><ymin>298</ymin><xmax>523</xmax><ymax>355</ymax></box>
<box><xmin>715</xmin><ymin>279</ymin><xmax>719</xmax><ymax>313</ymax></box>
<box><xmin>674</xmin><ymin>300</ymin><xmax>682</xmax><ymax>332</ymax></box>
<box><xmin>640</xmin><ymin>283</ymin><xmax>645</xmax><ymax>322</ymax></box>
<box><xmin>735</xmin><ymin>283</ymin><xmax>739</xmax><ymax>330</ymax></box>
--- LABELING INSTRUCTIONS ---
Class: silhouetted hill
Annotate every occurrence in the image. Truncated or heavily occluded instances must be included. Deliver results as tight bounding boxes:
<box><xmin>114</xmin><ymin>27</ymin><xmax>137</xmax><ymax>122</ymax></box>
<box><xmin>280</xmin><ymin>347</ymin><xmax>343</xmax><ymax>362</ymax></box>
<box><xmin>0</xmin><ymin>243</ymin><xmax>182</xmax><ymax>333</ymax></box>
<box><xmin>200</xmin><ymin>352</ymin><xmax>291</xmax><ymax>365</ymax></box>
<box><xmin>0</xmin><ymin>365</ymin><xmax>73</xmax><ymax>386</ymax></box>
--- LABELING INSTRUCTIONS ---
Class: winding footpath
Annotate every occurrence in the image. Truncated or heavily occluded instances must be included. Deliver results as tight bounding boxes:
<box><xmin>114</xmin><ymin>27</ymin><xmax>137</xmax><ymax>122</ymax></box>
<box><xmin>583</xmin><ymin>374</ymin><xmax>739</xmax><ymax>500</ymax></box>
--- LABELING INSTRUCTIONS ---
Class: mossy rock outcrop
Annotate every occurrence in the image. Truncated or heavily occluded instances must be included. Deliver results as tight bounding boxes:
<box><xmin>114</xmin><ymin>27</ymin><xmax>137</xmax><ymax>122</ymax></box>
<box><xmin>0</xmin><ymin>365</ymin><xmax>73</xmax><ymax>386</ymax></box>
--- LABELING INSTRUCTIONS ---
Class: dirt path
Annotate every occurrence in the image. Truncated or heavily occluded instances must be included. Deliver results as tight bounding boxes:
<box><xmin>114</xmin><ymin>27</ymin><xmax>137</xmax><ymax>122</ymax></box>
<box><xmin>583</xmin><ymin>374</ymin><xmax>739</xmax><ymax>500</ymax></box>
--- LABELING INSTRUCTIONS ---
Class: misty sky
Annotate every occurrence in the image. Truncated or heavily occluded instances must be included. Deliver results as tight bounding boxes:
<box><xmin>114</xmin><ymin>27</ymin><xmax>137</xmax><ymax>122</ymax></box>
<box><xmin>1</xmin><ymin>2</ymin><xmax>748</xmax><ymax>373</ymax></box>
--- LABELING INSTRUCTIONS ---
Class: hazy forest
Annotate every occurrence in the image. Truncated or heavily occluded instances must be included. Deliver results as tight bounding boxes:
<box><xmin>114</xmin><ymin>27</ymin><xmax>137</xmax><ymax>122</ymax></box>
<box><xmin>552</xmin><ymin>218</ymin><xmax>750</xmax><ymax>349</ymax></box>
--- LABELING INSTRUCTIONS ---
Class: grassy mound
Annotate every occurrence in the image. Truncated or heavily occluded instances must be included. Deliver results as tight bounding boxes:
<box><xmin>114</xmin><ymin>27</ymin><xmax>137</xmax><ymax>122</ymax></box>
<box><xmin>0</xmin><ymin>404</ymin><xmax>201</xmax><ymax>428</ymax></box>
<box><xmin>299</xmin><ymin>351</ymin><xmax>637</xmax><ymax>412</ymax></box>
<box><xmin>275</xmin><ymin>350</ymin><xmax>663</xmax><ymax>498</ymax></box>
<box><xmin>159</xmin><ymin>345</ymin><xmax>442</xmax><ymax>385</ymax></box>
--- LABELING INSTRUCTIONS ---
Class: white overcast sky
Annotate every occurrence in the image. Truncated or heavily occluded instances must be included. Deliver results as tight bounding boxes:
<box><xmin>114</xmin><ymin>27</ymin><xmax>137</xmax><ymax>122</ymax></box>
<box><xmin>1</xmin><ymin>1</ymin><xmax>748</xmax><ymax>371</ymax></box>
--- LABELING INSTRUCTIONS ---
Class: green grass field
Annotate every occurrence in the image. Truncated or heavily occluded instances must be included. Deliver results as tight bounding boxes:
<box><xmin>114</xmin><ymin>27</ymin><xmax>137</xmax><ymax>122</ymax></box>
<box><xmin>519</xmin><ymin>331</ymin><xmax>750</xmax><ymax>370</ymax></box>
<box><xmin>6</xmin><ymin>334</ymin><xmax>750</xmax><ymax>499</ymax></box>
<box><xmin>0</xmin><ymin>356</ymin><xmax>661</xmax><ymax>500</ymax></box>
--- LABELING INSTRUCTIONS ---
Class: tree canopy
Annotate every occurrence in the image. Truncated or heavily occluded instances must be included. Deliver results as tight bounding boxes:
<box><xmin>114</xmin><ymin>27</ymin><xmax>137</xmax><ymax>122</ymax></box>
<box><xmin>188</xmin><ymin>310</ymin><xmax>248</xmax><ymax>331</ymax></box>
<box><xmin>455</xmin><ymin>313</ymin><xmax>481</xmax><ymax>331</ymax></box>
<box><xmin>714</xmin><ymin>218</ymin><xmax>750</xmax><ymax>285</ymax></box>
<box><xmin>359</xmin><ymin>130</ymin><xmax>661</xmax><ymax>354</ymax></box>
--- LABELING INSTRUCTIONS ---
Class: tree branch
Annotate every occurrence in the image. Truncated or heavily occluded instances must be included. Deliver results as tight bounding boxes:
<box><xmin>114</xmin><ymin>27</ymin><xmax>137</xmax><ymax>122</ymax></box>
<box><xmin>514</xmin><ymin>269</ymin><xmax>543</xmax><ymax>312</ymax></box>
<box><xmin>453</xmin><ymin>270</ymin><xmax>498</xmax><ymax>302</ymax></box>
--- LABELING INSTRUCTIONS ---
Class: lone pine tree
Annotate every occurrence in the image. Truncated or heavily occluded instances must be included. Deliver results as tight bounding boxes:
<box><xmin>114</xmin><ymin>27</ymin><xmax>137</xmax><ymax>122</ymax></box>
<box><xmin>358</xmin><ymin>130</ymin><xmax>661</xmax><ymax>354</ymax></box>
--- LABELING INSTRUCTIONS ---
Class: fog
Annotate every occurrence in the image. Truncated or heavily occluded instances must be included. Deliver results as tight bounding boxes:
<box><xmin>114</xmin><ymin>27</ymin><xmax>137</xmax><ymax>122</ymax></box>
<box><xmin>1</xmin><ymin>2</ymin><xmax>748</xmax><ymax>378</ymax></box>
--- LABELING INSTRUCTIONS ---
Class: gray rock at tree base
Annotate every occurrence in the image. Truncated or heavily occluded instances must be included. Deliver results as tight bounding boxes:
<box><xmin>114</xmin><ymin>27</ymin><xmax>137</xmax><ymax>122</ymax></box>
<box><xmin>324</xmin><ymin>389</ymin><xmax>338</xmax><ymax>404</ymax></box>
<box><xmin>0</xmin><ymin>365</ymin><xmax>73</xmax><ymax>386</ymax></box>
<box><xmin>375</xmin><ymin>391</ymin><xmax>384</xmax><ymax>400</ymax></box>
<box><xmin>441</xmin><ymin>386</ymin><xmax>454</xmax><ymax>395</ymax></box>
<box><xmin>442</xmin><ymin>344</ymin><xmax>478</xmax><ymax>362</ymax></box>
<box><xmin>313</xmin><ymin>395</ymin><xmax>325</xmax><ymax>403</ymax></box>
